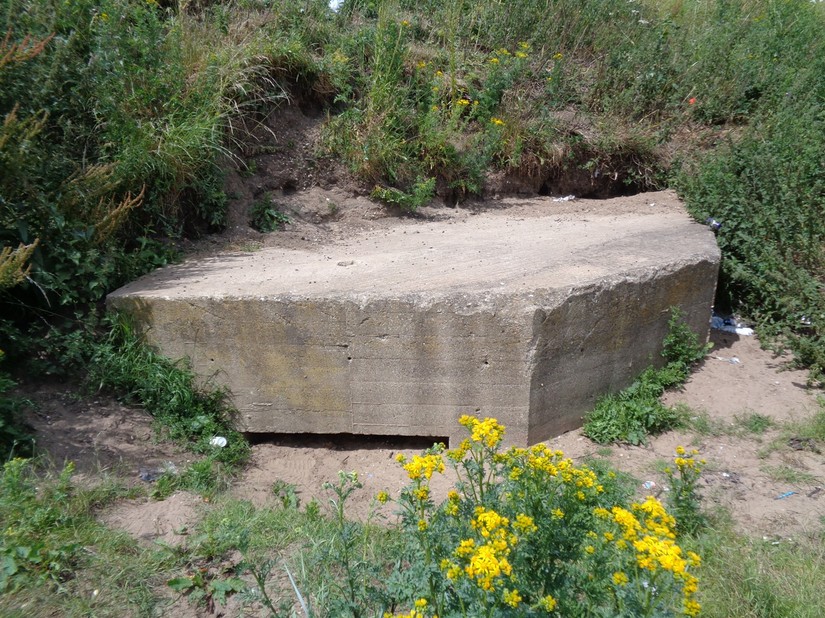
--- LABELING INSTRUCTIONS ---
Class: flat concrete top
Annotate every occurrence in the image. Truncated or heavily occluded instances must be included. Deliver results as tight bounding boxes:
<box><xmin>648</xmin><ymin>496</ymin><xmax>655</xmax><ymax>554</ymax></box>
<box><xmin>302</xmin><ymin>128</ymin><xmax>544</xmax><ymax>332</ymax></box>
<box><xmin>110</xmin><ymin>191</ymin><xmax>719</xmax><ymax>301</ymax></box>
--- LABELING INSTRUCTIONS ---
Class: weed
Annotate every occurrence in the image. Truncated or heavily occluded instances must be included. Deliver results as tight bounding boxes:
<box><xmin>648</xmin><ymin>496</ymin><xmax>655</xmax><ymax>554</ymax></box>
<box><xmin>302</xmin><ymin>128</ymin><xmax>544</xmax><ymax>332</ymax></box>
<box><xmin>694</xmin><ymin>525</ymin><xmax>825</xmax><ymax>618</ymax></box>
<box><xmin>89</xmin><ymin>313</ymin><xmax>250</xmax><ymax>468</ymax></box>
<box><xmin>0</xmin><ymin>458</ymin><xmax>178</xmax><ymax>615</ymax></box>
<box><xmin>151</xmin><ymin>459</ymin><xmax>229</xmax><ymax>501</ymax></box>
<box><xmin>167</xmin><ymin>570</ymin><xmax>246</xmax><ymax>610</ymax></box>
<box><xmin>760</xmin><ymin>464</ymin><xmax>821</xmax><ymax>487</ymax></box>
<box><xmin>665</xmin><ymin>446</ymin><xmax>707</xmax><ymax>537</ymax></box>
<box><xmin>785</xmin><ymin>403</ymin><xmax>825</xmax><ymax>443</ymax></box>
<box><xmin>258</xmin><ymin>416</ymin><xmax>703</xmax><ymax>617</ymax></box>
<box><xmin>370</xmin><ymin>177</ymin><xmax>436</xmax><ymax>211</ymax></box>
<box><xmin>734</xmin><ymin>412</ymin><xmax>774</xmax><ymax>435</ymax></box>
<box><xmin>272</xmin><ymin>479</ymin><xmax>301</xmax><ymax>510</ymax></box>
<box><xmin>583</xmin><ymin>307</ymin><xmax>709</xmax><ymax>445</ymax></box>
<box><xmin>249</xmin><ymin>196</ymin><xmax>290</xmax><ymax>232</ymax></box>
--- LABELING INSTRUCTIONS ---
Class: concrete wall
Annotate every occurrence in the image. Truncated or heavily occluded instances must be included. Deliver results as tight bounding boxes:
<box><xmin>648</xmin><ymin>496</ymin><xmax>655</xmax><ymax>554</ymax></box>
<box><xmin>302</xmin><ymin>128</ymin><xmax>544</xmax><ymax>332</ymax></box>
<box><xmin>108</xmin><ymin>194</ymin><xmax>720</xmax><ymax>446</ymax></box>
<box><xmin>111</xmin><ymin>259</ymin><xmax>718</xmax><ymax>446</ymax></box>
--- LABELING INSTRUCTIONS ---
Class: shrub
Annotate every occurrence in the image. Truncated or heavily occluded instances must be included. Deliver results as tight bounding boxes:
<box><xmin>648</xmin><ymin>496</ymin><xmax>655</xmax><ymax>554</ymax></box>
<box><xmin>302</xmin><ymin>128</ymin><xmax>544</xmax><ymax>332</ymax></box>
<box><xmin>0</xmin><ymin>459</ymin><xmax>79</xmax><ymax>593</ymax></box>
<box><xmin>276</xmin><ymin>416</ymin><xmax>701</xmax><ymax>617</ymax></box>
<box><xmin>249</xmin><ymin>196</ymin><xmax>290</xmax><ymax>232</ymax></box>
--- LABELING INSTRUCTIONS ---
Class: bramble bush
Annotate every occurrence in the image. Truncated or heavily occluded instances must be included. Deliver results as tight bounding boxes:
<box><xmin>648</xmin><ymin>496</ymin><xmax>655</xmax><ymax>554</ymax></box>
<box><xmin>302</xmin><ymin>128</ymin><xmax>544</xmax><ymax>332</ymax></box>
<box><xmin>278</xmin><ymin>416</ymin><xmax>702</xmax><ymax>617</ymax></box>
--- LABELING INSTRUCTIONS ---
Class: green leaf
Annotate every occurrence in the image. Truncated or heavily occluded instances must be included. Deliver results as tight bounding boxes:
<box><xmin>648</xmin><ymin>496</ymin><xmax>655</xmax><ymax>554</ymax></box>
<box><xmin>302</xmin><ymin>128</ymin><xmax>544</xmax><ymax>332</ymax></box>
<box><xmin>167</xmin><ymin>576</ymin><xmax>196</xmax><ymax>593</ymax></box>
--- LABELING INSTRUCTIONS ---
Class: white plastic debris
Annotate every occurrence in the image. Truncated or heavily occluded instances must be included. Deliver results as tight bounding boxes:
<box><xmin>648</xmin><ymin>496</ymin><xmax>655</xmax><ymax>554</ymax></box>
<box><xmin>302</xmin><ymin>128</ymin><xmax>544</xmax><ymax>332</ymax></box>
<box><xmin>209</xmin><ymin>436</ymin><xmax>228</xmax><ymax>448</ymax></box>
<box><xmin>710</xmin><ymin>315</ymin><xmax>754</xmax><ymax>336</ymax></box>
<box><xmin>713</xmin><ymin>355</ymin><xmax>742</xmax><ymax>364</ymax></box>
<box><xmin>552</xmin><ymin>195</ymin><xmax>577</xmax><ymax>202</ymax></box>
<box><xmin>329</xmin><ymin>0</ymin><xmax>345</xmax><ymax>11</ymax></box>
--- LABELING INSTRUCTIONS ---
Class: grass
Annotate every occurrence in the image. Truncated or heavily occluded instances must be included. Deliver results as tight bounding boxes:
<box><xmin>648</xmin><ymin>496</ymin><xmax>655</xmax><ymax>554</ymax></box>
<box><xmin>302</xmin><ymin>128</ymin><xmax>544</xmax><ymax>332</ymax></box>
<box><xmin>735</xmin><ymin>412</ymin><xmax>775</xmax><ymax>435</ymax></box>
<box><xmin>695</xmin><ymin>525</ymin><xmax>825</xmax><ymax>618</ymax></box>
<box><xmin>0</xmin><ymin>459</ymin><xmax>182</xmax><ymax>617</ymax></box>
<box><xmin>786</xmin><ymin>403</ymin><xmax>825</xmax><ymax>443</ymax></box>
<box><xmin>88</xmin><ymin>313</ymin><xmax>250</xmax><ymax>469</ymax></box>
<box><xmin>760</xmin><ymin>464</ymin><xmax>821</xmax><ymax>487</ymax></box>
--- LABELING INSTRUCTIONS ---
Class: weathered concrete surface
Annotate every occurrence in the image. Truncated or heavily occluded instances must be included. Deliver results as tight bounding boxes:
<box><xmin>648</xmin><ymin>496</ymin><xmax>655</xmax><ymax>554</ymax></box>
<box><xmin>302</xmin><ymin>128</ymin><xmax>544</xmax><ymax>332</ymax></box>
<box><xmin>108</xmin><ymin>192</ymin><xmax>720</xmax><ymax>445</ymax></box>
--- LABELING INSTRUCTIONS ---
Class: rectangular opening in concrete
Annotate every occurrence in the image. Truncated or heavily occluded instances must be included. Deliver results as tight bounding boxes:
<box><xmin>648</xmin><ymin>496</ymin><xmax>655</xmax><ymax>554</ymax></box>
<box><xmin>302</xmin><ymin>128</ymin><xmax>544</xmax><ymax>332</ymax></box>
<box><xmin>244</xmin><ymin>432</ymin><xmax>451</xmax><ymax>449</ymax></box>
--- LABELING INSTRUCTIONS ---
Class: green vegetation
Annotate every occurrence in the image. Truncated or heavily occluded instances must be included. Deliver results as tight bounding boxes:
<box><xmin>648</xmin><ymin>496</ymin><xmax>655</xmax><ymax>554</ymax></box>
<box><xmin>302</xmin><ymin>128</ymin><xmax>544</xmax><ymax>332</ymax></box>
<box><xmin>583</xmin><ymin>308</ymin><xmax>710</xmax><ymax>445</ymax></box>
<box><xmin>167</xmin><ymin>416</ymin><xmax>702</xmax><ymax>617</ymax></box>
<box><xmin>249</xmin><ymin>196</ymin><xmax>291</xmax><ymax>232</ymax></box>
<box><xmin>695</xmin><ymin>526</ymin><xmax>825</xmax><ymax>618</ymax></box>
<box><xmin>0</xmin><ymin>458</ymin><xmax>179</xmax><ymax>616</ymax></box>
<box><xmin>89</xmin><ymin>314</ymin><xmax>249</xmax><ymax>468</ymax></box>
<box><xmin>735</xmin><ymin>412</ymin><xmax>775</xmax><ymax>436</ymax></box>
<box><xmin>2</xmin><ymin>1</ymin><xmax>825</xmax><ymax>614</ymax></box>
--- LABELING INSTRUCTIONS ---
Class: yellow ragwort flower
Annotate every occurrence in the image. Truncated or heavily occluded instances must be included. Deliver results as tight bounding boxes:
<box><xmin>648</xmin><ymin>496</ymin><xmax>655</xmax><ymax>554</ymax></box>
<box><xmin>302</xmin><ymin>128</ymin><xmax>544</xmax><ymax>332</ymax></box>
<box><xmin>403</xmin><ymin>453</ymin><xmax>444</xmax><ymax>480</ymax></box>
<box><xmin>612</xmin><ymin>571</ymin><xmax>629</xmax><ymax>586</ymax></box>
<box><xmin>503</xmin><ymin>588</ymin><xmax>522</xmax><ymax>607</ymax></box>
<box><xmin>513</xmin><ymin>513</ymin><xmax>537</xmax><ymax>534</ymax></box>
<box><xmin>538</xmin><ymin>594</ymin><xmax>557</xmax><ymax>612</ymax></box>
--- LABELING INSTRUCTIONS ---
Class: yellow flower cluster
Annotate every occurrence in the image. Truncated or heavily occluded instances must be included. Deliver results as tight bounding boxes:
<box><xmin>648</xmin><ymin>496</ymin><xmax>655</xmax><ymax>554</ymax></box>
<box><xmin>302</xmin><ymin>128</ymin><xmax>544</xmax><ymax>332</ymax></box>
<box><xmin>674</xmin><ymin>445</ymin><xmax>705</xmax><ymax>473</ymax></box>
<box><xmin>465</xmin><ymin>543</ymin><xmax>513</xmax><ymax>590</ymax></box>
<box><xmin>513</xmin><ymin>513</ymin><xmax>537</xmax><ymax>534</ymax></box>
<box><xmin>502</xmin><ymin>588</ymin><xmax>522</xmax><ymax>607</ymax></box>
<box><xmin>445</xmin><ymin>490</ymin><xmax>460</xmax><ymax>516</ymax></box>
<box><xmin>488</xmin><ymin>42</ymin><xmax>530</xmax><ymax>66</ymax></box>
<box><xmin>538</xmin><ymin>594</ymin><xmax>557</xmax><ymax>612</ymax></box>
<box><xmin>399</xmin><ymin>453</ymin><xmax>445</xmax><ymax>480</ymax></box>
<box><xmin>612</xmin><ymin>571</ymin><xmax>629</xmax><ymax>586</ymax></box>
<box><xmin>376</xmin><ymin>491</ymin><xmax>389</xmax><ymax>504</ymax></box>
<box><xmin>441</xmin><ymin>506</ymin><xmax>522</xmax><ymax>592</ymax></box>
<box><xmin>599</xmin><ymin>497</ymin><xmax>701</xmax><ymax>615</ymax></box>
<box><xmin>459</xmin><ymin>415</ymin><xmax>505</xmax><ymax>448</ymax></box>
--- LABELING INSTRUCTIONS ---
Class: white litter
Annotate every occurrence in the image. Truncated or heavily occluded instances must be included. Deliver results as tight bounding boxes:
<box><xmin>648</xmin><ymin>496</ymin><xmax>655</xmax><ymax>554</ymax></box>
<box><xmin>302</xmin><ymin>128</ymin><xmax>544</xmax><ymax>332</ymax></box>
<box><xmin>209</xmin><ymin>436</ymin><xmax>228</xmax><ymax>448</ymax></box>
<box><xmin>710</xmin><ymin>315</ymin><xmax>754</xmax><ymax>336</ymax></box>
<box><xmin>552</xmin><ymin>195</ymin><xmax>577</xmax><ymax>202</ymax></box>
<box><xmin>713</xmin><ymin>355</ymin><xmax>741</xmax><ymax>365</ymax></box>
<box><xmin>329</xmin><ymin>0</ymin><xmax>345</xmax><ymax>11</ymax></box>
